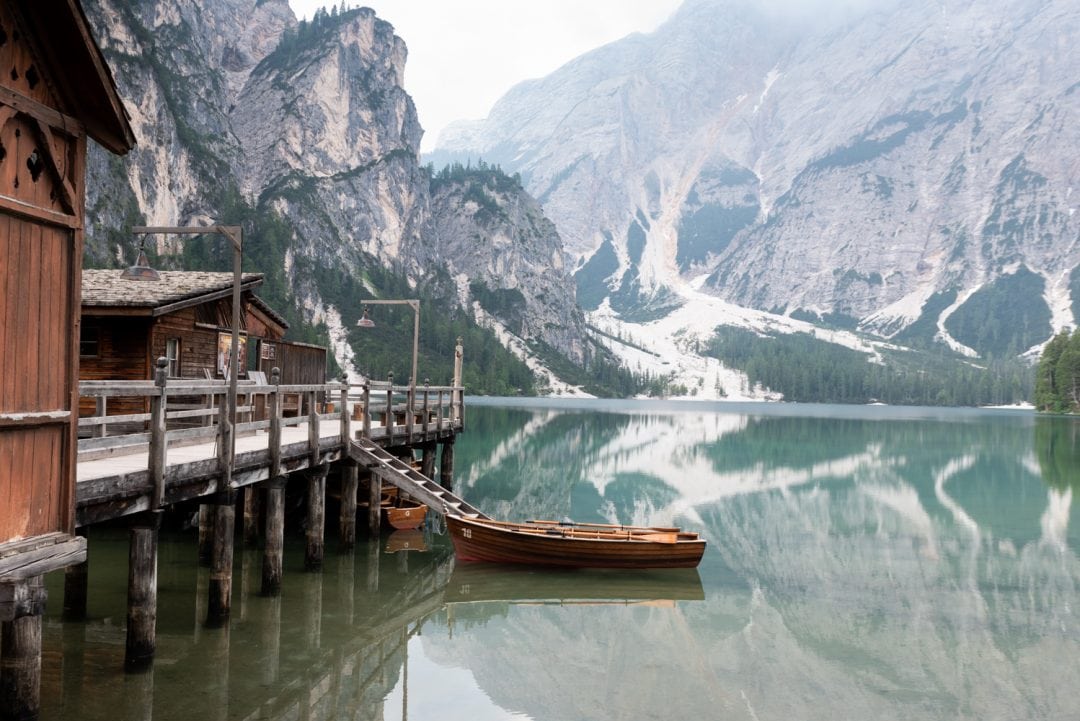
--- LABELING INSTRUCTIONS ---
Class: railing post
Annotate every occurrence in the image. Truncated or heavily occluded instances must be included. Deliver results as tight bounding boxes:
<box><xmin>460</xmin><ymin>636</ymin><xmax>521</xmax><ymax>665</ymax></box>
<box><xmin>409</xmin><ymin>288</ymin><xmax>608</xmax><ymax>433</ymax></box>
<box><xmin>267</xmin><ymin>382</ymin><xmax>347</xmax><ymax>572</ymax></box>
<box><xmin>406</xmin><ymin>383</ymin><xmax>414</xmax><ymax>445</ymax></box>
<box><xmin>385</xmin><ymin>373</ymin><xmax>394</xmax><ymax>440</ymax></box>
<box><xmin>217</xmin><ymin>389</ymin><xmax>229</xmax><ymax>478</ymax></box>
<box><xmin>361</xmin><ymin>382</ymin><xmax>371</xmax><ymax>439</ymax></box>
<box><xmin>307</xmin><ymin>390</ymin><xmax>319</xmax><ymax>466</ymax></box>
<box><xmin>339</xmin><ymin>377</ymin><xmax>350</xmax><ymax>447</ymax></box>
<box><xmin>149</xmin><ymin>357</ymin><xmax>168</xmax><ymax>510</ymax></box>
<box><xmin>269</xmin><ymin>368</ymin><xmax>281</xmax><ymax>479</ymax></box>
<box><xmin>437</xmin><ymin>390</ymin><xmax>444</xmax><ymax>432</ymax></box>
<box><xmin>94</xmin><ymin>396</ymin><xmax>107</xmax><ymax>438</ymax></box>
<box><xmin>453</xmin><ymin>336</ymin><xmax>464</xmax><ymax>424</ymax></box>
<box><xmin>423</xmin><ymin>380</ymin><xmax>430</xmax><ymax>438</ymax></box>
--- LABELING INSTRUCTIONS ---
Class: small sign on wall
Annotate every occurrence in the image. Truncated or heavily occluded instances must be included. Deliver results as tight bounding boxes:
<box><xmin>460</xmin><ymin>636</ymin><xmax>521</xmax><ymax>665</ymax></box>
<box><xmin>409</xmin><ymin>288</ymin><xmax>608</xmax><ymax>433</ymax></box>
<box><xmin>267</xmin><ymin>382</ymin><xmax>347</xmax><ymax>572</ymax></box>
<box><xmin>217</xmin><ymin>332</ymin><xmax>248</xmax><ymax>377</ymax></box>
<box><xmin>261</xmin><ymin>341</ymin><xmax>277</xmax><ymax>361</ymax></box>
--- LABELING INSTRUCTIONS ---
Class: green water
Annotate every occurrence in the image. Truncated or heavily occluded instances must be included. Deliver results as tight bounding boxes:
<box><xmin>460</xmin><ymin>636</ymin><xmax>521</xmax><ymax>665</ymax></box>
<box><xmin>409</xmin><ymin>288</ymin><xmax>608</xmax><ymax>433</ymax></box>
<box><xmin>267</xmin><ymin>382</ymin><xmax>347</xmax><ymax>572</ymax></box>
<box><xmin>39</xmin><ymin>400</ymin><xmax>1080</xmax><ymax>720</ymax></box>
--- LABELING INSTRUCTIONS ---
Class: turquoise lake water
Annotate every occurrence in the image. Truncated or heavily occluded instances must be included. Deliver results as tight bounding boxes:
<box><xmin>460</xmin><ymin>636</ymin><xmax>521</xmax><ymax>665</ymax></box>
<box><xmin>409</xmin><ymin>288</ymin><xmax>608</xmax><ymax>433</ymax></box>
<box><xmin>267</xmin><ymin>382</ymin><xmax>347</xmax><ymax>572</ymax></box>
<box><xmin>39</xmin><ymin>399</ymin><xmax>1080</xmax><ymax>720</ymax></box>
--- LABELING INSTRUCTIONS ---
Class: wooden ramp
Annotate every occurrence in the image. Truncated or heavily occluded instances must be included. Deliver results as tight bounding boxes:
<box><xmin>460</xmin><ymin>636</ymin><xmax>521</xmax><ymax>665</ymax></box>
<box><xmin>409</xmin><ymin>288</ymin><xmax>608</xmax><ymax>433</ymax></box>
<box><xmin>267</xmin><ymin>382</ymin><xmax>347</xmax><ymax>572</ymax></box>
<box><xmin>348</xmin><ymin>439</ymin><xmax>491</xmax><ymax>520</ymax></box>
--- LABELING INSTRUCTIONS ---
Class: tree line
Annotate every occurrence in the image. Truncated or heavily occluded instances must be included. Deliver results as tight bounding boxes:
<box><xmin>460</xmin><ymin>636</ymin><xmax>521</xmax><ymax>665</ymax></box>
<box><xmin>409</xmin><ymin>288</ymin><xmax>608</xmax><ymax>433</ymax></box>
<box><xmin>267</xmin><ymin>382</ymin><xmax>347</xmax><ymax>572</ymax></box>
<box><xmin>1034</xmin><ymin>329</ymin><xmax>1080</xmax><ymax>412</ymax></box>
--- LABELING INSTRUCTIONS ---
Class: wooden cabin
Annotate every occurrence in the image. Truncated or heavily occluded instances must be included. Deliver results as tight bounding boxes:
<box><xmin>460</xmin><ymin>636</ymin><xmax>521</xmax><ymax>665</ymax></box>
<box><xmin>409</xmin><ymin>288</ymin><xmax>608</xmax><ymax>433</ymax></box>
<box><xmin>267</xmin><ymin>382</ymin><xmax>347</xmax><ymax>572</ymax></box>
<box><xmin>80</xmin><ymin>270</ymin><xmax>327</xmax><ymax>416</ymax></box>
<box><xmin>0</xmin><ymin>0</ymin><xmax>134</xmax><ymax>618</ymax></box>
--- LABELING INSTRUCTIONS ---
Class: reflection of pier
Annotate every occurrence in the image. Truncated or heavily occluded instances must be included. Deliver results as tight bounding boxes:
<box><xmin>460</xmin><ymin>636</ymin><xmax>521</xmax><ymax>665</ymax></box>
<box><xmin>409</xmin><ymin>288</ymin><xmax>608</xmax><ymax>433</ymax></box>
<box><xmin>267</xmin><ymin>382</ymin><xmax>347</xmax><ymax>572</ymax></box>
<box><xmin>43</xmin><ymin>542</ymin><xmax>454</xmax><ymax>721</ymax></box>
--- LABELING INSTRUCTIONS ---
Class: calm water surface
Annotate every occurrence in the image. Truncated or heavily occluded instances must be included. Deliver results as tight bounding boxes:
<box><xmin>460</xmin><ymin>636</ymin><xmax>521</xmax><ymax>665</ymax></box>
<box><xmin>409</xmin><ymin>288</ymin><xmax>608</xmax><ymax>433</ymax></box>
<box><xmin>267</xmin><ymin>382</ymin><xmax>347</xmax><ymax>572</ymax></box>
<box><xmin>40</xmin><ymin>400</ymin><xmax>1080</xmax><ymax>720</ymax></box>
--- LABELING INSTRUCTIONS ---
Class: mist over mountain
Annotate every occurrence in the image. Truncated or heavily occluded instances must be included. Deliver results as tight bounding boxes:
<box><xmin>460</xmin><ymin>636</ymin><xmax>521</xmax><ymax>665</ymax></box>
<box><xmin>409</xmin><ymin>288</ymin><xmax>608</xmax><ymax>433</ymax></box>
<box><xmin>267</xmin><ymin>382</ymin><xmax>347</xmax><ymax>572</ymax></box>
<box><xmin>431</xmin><ymin>0</ymin><xmax>1079</xmax><ymax>363</ymax></box>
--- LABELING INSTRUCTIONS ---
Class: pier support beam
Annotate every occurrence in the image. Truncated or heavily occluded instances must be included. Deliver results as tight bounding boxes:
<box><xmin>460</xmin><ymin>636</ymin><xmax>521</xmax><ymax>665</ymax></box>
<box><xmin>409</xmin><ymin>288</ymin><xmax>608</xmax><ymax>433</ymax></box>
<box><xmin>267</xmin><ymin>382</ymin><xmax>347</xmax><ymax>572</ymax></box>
<box><xmin>420</xmin><ymin>443</ymin><xmax>436</xmax><ymax>480</ymax></box>
<box><xmin>0</xmin><ymin>577</ymin><xmax>44</xmax><ymax>721</ymax></box>
<box><xmin>125</xmin><ymin>511</ymin><xmax>162</xmax><ymax>672</ymax></box>
<box><xmin>262</xmin><ymin>477</ymin><xmax>286</xmax><ymax>596</ymax></box>
<box><xmin>305</xmin><ymin>465</ymin><xmax>328</xmax><ymax>572</ymax></box>
<box><xmin>242</xmin><ymin>485</ymin><xmax>260</xmax><ymax>548</ymax></box>
<box><xmin>62</xmin><ymin>529</ymin><xmax>88</xmax><ymax>622</ymax></box>
<box><xmin>368</xmin><ymin>472</ymin><xmax>382</xmax><ymax>536</ymax></box>
<box><xmin>197</xmin><ymin>504</ymin><xmax>213</xmax><ymax>567</ymax></box>
<box><xmin>339</xmin><ymin>462</ymin><xmax>358</xmax><ymax>551</ymax></box>
<box><xmin>206</xmin><ymin>491</ymin><xmax>236</xmax><ymax>627</ymax></box>
<box><xmin>439</xmin><ymin>438</ymin><xmax>455</xmax><ymax>490</ymax></box>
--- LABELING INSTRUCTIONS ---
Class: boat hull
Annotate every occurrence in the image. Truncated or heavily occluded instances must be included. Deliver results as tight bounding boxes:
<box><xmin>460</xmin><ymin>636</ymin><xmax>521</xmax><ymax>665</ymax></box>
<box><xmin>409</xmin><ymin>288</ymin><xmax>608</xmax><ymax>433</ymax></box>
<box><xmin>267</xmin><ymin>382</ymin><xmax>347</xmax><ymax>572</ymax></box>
<box><xmin>384</xmin><ymin>502</ymin><xmax>427</xmax><ymax>530</ymax></box>
<box><xmin>447</xmin><ymin>516</ymin><xmax>706</xmax><ymax>569</ymax></box>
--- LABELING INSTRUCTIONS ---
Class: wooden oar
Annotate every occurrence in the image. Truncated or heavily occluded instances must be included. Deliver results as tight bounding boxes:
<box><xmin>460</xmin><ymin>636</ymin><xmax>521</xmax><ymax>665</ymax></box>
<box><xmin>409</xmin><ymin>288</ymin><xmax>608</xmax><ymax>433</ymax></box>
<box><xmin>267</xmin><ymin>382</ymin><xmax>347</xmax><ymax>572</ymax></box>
<box><xmin>474</xmin><ymin>520</ymin><xmax>685</xmax><ymax>544</ymax></box>
<box><xmin>526</xmin><ymin>519</ymin><xmax>682</xmax><ymax>534</ymax></box>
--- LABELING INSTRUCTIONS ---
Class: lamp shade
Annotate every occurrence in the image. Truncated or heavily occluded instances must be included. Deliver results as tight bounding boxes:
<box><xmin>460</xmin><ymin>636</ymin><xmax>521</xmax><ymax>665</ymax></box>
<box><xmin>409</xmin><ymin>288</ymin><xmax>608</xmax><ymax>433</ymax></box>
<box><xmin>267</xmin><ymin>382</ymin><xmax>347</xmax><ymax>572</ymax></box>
<box><xmin>120</xmin><ymin>250</ymin><xmax>160</xmax><ymax>281</ymax></box>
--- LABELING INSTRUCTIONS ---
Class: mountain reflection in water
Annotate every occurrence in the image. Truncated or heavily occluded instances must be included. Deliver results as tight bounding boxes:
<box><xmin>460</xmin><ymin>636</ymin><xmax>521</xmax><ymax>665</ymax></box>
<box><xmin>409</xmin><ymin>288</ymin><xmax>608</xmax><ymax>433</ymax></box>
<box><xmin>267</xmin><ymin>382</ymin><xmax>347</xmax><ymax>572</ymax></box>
<box><xmin>38</xmin><ymin>402</ymin><xmax>1080</xmax><ymax>721</ymax></box>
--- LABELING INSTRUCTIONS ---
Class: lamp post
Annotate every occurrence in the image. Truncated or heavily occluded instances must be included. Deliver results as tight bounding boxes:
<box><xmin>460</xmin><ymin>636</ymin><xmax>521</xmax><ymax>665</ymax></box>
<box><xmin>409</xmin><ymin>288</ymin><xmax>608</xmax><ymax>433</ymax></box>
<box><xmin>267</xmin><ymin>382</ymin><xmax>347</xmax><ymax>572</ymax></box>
<box><xmin>356</xmin><ymin>299</ymin><xmax>420</xmax><ymax>389</ymax></box>
<box><xmin>130</xmin><ymin>226</ymin><xmax>242</xmax><ymax>473</ymax></box>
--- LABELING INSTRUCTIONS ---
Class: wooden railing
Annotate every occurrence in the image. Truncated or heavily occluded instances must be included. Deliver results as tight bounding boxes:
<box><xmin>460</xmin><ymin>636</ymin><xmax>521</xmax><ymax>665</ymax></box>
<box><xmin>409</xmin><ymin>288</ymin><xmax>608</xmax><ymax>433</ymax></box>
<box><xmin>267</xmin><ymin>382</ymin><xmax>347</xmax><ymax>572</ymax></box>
<box><xmin>77</xmin><ymin>362</ymin><xmax>466</xmax><ymax>485</ymax></box>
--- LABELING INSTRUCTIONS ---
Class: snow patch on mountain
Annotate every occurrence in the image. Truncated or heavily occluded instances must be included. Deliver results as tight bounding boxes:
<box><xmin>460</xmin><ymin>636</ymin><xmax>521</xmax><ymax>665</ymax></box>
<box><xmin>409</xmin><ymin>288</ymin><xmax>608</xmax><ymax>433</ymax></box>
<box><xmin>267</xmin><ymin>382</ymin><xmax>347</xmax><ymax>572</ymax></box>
<box><xmin>589</xmin><ymin>277</ymin><xmax>890</xmax><ymax>401</ymax></box>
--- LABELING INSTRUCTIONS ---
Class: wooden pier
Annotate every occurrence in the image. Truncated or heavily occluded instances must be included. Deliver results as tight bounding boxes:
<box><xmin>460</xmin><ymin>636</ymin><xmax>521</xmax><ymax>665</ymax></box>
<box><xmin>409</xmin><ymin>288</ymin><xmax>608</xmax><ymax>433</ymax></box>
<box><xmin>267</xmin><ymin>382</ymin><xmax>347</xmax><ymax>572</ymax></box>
<box><xmin>58</xmin><ymin>349</ymin><xmax>467</xmax><ymax>677</ymax></box>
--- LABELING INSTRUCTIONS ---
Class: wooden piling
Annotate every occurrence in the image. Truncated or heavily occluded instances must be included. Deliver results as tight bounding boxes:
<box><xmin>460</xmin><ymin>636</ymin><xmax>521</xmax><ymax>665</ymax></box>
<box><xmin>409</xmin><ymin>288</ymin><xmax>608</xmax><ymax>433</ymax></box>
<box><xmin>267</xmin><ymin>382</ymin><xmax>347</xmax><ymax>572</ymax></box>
<box><xmin>368</xmin><ymin>472</ymin><xmax>382</xmax><ymax>536</ymax></box>
<box><xmin>305</xmin><ymin>466</ymin><xmax>328</xmax><ymax>572</ymax></box>
<box><xmin>262</xmin><ymin>477</ymin><xmax>286</xmax><ymax>597</ymax></box>
<box><xmin>242</xmin><ymin>486</ymin><xmax>260</xmax><ymax>548</ymax></box>
<box><xmin>439</xmin><ymin>439</ymin><xmax>456</xmax><ymax>490</ymax></box>
<box><xmin>0</xmin><ymin>578</ymin><xmax>44</xmax><ymax>721</ymax></box>
<box><xmin>206</xmin><ymin>491</ymin><xmax>236</xmax><ymax>627</ymax></box>
<box><xmin>420</xmin><ymin>443</ymin><xmax>436</xmax><ymax>479</ymax></box>
<box><xmin>197</xmin><ymin>504</ymin><xmax>213</xmax><ymax>567</ymax></box>
<box><xmin>125</xmin><ymin>511</ymin><xmax>161</xmax><ymax>672</ymax></box>
<box><xmin>62</xmin><ymin>530</ymin><xmax>89</xmax><ymax>622</ymax></box>
<box><xmin>340</xmin><ymin>462</ymin><xmax>358</xmax><ymax>551</ymax></box>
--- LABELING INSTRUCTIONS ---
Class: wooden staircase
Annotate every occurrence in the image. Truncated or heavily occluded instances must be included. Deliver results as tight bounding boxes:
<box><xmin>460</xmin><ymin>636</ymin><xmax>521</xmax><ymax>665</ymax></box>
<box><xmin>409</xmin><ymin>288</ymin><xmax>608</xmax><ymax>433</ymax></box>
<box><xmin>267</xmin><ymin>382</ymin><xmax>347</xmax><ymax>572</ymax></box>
<box><xmin>348</xmin><ymin>438</ymin><xmax>490</xmax><ymax>520</ymax></box>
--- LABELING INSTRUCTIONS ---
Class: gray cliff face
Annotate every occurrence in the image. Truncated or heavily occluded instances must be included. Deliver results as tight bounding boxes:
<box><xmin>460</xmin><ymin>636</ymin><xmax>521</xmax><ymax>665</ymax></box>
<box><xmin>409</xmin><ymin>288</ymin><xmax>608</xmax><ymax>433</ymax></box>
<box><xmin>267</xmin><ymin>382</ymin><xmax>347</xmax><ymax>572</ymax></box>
<box><xmin>433</xmin><ymin>0</ymin><xmax>1080</xmax><ymax>354</ymax></box>
<box><xmin>428</xmin><ymin>171</ymin><xmax>586</xmax><ymax>363</ymax></box>
<box><xmin>80</xmin><ymin>0</ymin><xmax>586</xmax><ymax>378</ymax></box>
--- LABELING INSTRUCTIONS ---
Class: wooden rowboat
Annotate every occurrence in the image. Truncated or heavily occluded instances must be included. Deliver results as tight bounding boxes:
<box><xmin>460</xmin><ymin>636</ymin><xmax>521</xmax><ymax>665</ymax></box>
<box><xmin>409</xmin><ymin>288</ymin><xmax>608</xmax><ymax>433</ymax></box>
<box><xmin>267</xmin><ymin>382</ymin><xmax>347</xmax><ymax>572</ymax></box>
<box><xmin>384</xmin><ymin>498</ymin><xmax>427</xmax><ymax>530</ymax></box>
<box><xmin>447</xmin><ymin>515</ymin><xmax>706</xmax><ymax>569</ymax></box>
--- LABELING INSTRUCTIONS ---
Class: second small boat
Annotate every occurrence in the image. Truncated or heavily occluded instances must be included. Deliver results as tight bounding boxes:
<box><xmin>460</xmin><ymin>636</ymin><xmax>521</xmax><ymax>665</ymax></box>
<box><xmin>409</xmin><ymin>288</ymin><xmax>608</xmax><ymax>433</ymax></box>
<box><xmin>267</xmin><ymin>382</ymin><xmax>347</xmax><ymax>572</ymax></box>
<box><xmin>384</xmin><ymin>498</ymin><xmax>427</xmax><ymax>530</ymax></box>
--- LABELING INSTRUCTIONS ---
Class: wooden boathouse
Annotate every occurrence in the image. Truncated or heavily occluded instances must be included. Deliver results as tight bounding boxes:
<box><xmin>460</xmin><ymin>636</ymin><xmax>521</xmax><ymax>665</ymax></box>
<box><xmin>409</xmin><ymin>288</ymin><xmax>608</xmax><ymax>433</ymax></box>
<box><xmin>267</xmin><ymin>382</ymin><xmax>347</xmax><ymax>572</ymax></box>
<box><xmin>0</xmin><ymin>0</ymin><xmax>134</xmax><ymax>717</ymax></box>
<box><xmin>79</xmin><ymin>269</ymin><xmax>326</xmax><ymax>417</ymax></box>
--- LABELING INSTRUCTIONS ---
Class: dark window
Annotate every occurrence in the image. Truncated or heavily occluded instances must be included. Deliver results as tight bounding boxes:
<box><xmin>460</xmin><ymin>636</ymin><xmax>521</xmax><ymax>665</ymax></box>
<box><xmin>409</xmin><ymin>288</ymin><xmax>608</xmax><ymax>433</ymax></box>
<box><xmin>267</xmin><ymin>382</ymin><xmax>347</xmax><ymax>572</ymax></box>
<box><xmin>80</xmin><ymin>325</ymin><xmax>99</xmax><ymax>357</ymax></box>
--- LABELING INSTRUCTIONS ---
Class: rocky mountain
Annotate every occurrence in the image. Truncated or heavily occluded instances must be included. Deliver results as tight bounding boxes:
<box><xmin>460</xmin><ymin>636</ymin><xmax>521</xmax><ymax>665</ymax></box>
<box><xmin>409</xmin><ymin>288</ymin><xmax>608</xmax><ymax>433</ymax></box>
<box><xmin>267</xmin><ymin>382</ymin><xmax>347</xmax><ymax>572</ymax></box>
<box><xmin>79</xmin><ymin>0</ymin><xmax>587</xmax><ymax>388</ymax></box>
<box><xmin>431</xmin><ymin>0</ymin><xmax>1080</xmax><ymax>363</ymax></box>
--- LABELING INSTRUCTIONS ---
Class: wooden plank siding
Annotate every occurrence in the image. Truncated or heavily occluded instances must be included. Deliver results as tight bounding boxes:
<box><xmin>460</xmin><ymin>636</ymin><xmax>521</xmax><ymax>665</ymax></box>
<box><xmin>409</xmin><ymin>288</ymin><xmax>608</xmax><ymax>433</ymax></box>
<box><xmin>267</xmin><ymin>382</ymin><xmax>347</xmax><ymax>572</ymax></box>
<box><xmin>0</xmin><ymin>208</ymin><xmax>78</xmax><ymax>543</ymax></box>
<box><xmin>150</xmin><ymin>307</ymin><xmax>221</xmax><ymax>379</ymax></box>
<box><xmin>0</xmin><ymin>0</ymin><xmax>104</xmax><ymax>547</ymax></box>
<box><xmin>78</xmin><ymin>317</ymin><xmax>152</xmax><ymax>417</ymax></box>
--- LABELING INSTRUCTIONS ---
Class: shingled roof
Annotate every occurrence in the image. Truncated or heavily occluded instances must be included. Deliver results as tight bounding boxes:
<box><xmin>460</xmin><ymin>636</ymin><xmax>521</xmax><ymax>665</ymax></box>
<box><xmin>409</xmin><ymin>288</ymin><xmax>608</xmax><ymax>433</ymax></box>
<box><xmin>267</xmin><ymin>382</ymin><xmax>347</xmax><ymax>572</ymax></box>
<box><xmin>82</xmin><ymin>270</ymin><xmax>264</xmax><ymax>315</ymax></box>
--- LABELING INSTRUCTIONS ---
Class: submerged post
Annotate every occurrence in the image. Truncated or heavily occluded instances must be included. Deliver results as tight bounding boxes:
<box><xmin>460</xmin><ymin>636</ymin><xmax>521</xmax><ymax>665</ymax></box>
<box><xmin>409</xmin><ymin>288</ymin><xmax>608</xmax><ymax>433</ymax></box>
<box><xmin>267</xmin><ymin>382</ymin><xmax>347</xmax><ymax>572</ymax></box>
<box><xmin>62</xmin><ymin>529</ymin><xmax>89</xmax><ymax>622</ymax></box>
<box><xmin>340</xmin><ymin>462</ymin><xmax>358</xmax><ymax>551</ymax></box>
<box><xmin>261</xmin><ymin>476</ymin><xmax>286</xmax><ymax>596</ymax></box>
<box><xmin>305</xmin><ymin>466</ymin><xmax>328</xmax><ymax>571</ymax></box>
<box><xmin>0</xmin><ymin>577</ymin><xmax>45</xmax><ymax>721</ymax></box>
<box><xmin>439</xmin><ymin>438</ymin><xmax>455</xmax><ymax>490</ymax></box>
<box><xmin>125</xmin><ymin>511</ymin><xmax>161</xmax><ymax>672</ymax></box>
<box><xmin>206</xmin><ymin>490</ymin><xmax>236</xmax><ymax>627</ymax></box>
<box><xmin>368</xmin><ymin>471</ymin><xmax>382</xmax><ymax>536</ymax></box>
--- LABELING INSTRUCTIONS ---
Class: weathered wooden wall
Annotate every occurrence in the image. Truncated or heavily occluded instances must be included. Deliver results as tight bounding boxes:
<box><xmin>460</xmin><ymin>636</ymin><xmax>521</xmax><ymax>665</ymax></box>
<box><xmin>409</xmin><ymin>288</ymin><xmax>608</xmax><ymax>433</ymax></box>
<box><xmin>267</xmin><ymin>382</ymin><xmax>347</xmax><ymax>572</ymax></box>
<box><xmin>0</xmin><ymin>0</ymin><xmax>86</xmax><ymax>542</ymax></box>
<box><xmin>261</xmin><ymin>341</ymin><xmax>327</xmax><ymax>385</ymax></box>
<box><xmin>150</xmin><ymin>307</ymin><xmax>220</xmax><ymax>378</ymax></box>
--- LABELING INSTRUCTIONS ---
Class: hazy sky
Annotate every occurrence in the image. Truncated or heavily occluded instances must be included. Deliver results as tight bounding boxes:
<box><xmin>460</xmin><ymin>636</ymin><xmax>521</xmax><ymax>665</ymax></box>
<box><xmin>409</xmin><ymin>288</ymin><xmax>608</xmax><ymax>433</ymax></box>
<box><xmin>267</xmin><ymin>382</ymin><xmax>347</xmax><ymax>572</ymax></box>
<box><xmin>288</xmin><ymin>1</ymin><xmax>682</xmax><ymax>151</ymax></box>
